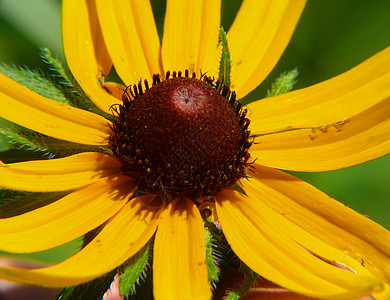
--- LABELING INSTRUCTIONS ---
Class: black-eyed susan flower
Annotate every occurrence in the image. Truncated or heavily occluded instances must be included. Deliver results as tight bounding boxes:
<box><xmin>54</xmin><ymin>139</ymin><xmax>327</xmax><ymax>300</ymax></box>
<box><xmin>0</xmin><ymin>1</ymin><xmax>390</xmax><ymax>300</ymax></box>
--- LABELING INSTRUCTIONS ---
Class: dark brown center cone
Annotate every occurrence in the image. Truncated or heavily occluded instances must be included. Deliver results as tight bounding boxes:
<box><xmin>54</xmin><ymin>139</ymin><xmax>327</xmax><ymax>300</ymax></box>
<box><xmin>110</xmin><ymin>75</ymin><xmax>252</xmax><ymax>201</ymax></box>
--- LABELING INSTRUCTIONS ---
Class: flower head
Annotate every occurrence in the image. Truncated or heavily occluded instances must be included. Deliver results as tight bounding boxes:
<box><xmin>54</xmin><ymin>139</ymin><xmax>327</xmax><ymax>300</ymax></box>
<box><xmin>0</xmin><ymin>1</ymin><xmax>390</xmax><ymax>300</ymax></box>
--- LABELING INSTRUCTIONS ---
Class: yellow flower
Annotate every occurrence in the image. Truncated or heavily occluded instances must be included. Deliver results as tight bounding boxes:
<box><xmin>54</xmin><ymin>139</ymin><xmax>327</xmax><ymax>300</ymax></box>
<box><xmin>0</xmin><ymin>1</ymin><xmax>390</xmax><ymax>300</ymax></box>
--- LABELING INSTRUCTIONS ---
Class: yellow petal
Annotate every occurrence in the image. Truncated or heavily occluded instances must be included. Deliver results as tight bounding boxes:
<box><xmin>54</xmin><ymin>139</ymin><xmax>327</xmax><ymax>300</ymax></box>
<box><xmin>103</xmin><ymin>82</ymin><xmax>127</xmax><ymax>100</ymax></box>
<box><xmin>250</xmin><ymin>100</ymin><xmax>390</xmax><ymax>171</ymax></box>
<box><xmin>374</xmin><ymin>283</ymin><xmax>390</xmax><ymax>300</ymax></box>
<box><xmin>153</xmin><ymin>197</ymin><xmax>211</xmax><ymax>300</ymax></box>
<box><xmin>247</xmin><ymin>47</ymin><xmax>390</xmax><ymax>171</ymax></box>
<box><xmin>0</xmin><ymin>152</ymin><xmax>121</xmax><ymax>192</ymax></box>
<box><xmin>96</xmin><ymin>0</ymin><xmax>162</xmax><ymax>85</ymax></box>
<box><xmin>0</xmin><ymin>194</ymin><xmax>161</xmax><ymax>287</ymax></box>
<box><xmin>238</xmin><ymin>165</ymin><xmax>390</xmax><ymax>283</ymax></box>
<box><xmin>0</xmin><ymin>72</ymin><xmax>110</xmax><ymax>145</ymax></box>
<box><xmin>62</xmin><ymin>0</ymin><xmax>120</xmax><ymax>113</ymax></box>
<box><xmin>0</xmin><ymin>175</ymin><xmax>135</xmax><ymax>253</ymax></box>
<box><xmin>216</xmin><ymin>186</ymin><xmax>385</xmax><ymax>299</ymax></box>
<box><xmin>228</xmin><ymin>0</ymin><xmax>306</xmax><ymax>97</ymax></box>
<box><xmin>162</xmin><ymin>0</ymin><xmax>221</xmax><ymax>76</ymax></box>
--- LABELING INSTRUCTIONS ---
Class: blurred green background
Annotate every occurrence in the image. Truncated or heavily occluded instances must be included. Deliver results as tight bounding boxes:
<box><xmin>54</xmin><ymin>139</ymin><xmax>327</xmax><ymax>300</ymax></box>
<box><xmin>0</xmin><ymin>0</ymin><xmax>389</xmax><ymax>264</ymax></box>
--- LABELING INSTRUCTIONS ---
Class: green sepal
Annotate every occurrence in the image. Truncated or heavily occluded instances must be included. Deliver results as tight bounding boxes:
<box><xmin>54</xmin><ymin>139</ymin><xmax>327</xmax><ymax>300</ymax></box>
<box><xmin>224</xmin><ymin>290</ymin><xmax>240</xmax><ymax>300</ymax></box>
<box><xmin>0</xmin><ymin>47</ymin><xmax>110</xmax><ymax>122</ymax></box>
<box><xmin>40</xmin><ymin>48</ymin><xmax>111</xmax><ymax>118</ymax></box>
<box><xmin>0</xmin><ymin>127</ymin><xmax>53</xmax><ymax>157</ymax></box>
<box><xmin>56</xmin><ymin>269</ymin><xmax>117</xmax><ymax>300</ymax></box>
<box><xmin>266</xmin><ymin>68</ymin><xmax>299</xmax><ymax>97</ymax></box>
<box><xmin>218</xmin><ymin>27</ymin><xmax>231</xmax><ymax>86</ymax></box>
<box><xmin>0</xmin><ymin>49</ymin><xmax>111</xmax><ymax>155</ymax></box>
<box><xmin>0</xmin><ymin>189</ymin><xmax>27</xmax><ymax>211</ymax></box>
<box><xmin>0</xmin><ymin>190</ymin><xmax>70</xmax><ymax>218</ymax></box>
<box><xmin>0</xmin><ymin>63</ymin><xmax>70</xmax><ymax>105</ymax></box>
<box><xmin>40</xmin><ymin>47</ymin><xmax>75</xmax><ymax>92</ymax></box>
<box><xmin>118</xmin><ymin>240</ymin><xmax>152</xmax><ymax>296</ymax></box>
<box><xmin>0</xmin><ymin>126</ymin><xmax>108</xmax><ymax>158</ymax></box>
<box><xmin>205</xmin><ymin>225</ymin><xmax>221</xmax><ymax>286</ymax></box>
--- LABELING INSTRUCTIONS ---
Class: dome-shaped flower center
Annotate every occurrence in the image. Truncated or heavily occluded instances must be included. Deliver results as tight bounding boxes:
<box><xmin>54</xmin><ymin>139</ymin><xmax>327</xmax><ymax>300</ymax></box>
<box><xmin>109</xmin><ymin>72</ymin><xmax>252</xmax><ymax>201</ymax></box>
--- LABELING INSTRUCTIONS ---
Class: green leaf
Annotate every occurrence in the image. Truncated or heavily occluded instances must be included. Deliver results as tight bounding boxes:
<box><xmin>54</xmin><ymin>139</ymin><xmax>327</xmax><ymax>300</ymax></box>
<box><xmin>40</xmin><ymin>48</ymin><xmax>111</xmax><ymax>118</ymax></box>
<box><xmin>0</xmin><ymin>127</ymin><xmax>108</xmax><ymax>158</ymax></box>
<box><xmin>40</xmin><ymin>47</ymin><xmax>75</xmax><ymax>91</ymax></box>
<box><xmin>205</xmin><ymin>225</ymin><xmax>221</xmax><ymax>286</ymax></box>
<box><xmin>0</xmin><ymin>119</ymin><xmax>16</xmax><ymax>151</ymax></box>
<box><xmin>0</xmin><ymin>63</ymin><xmax>70</xmax><ymax>104</ymax></box>
<box><xmin>0</xmin><ymin>127</ymin><xmax>52</xmax><ymax>156</ymax></box>
<box><xmin>0</xmin><ymin>190</ymin><xmax>70</xmax><ymax>218</ymax></box>
<box><xmin>56</xmin><ymin>269</ymin><xmax>117</xmax><ymax>300</ymax></box>
<box><xmin>266</xmin><ymin>68</ymin><xmax>299</xmax><ymax>98</ymax></box>
<box><xmin>218</xmin><ymin>27</ymin><xmax>231</xmax><ymax>86</ymax></box>
<box><xmin>1</xmin><ymin>50</ymin><xmax>110</xmax><ymax>119</ymax></box>
<box><xmin>0</xmin><ymin>189</ymin><xmax>26</xmax><ymax>209</ymax></box>
<box><xmin>119</xmin><ymin>241</ymin><xmax>152</xmax><ymax>296</ymax></box>
<box><xmin>224</xmin><ymin>290</ymin><xmax>240</xmax><ymax>300</ymax></box>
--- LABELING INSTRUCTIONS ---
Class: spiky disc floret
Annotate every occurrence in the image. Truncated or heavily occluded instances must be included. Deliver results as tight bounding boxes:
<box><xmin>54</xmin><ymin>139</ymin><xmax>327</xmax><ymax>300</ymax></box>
<box><xmin>109</xmin><ymin>70</ymin><xmax>252</xmax><ymax>201</ymax></box>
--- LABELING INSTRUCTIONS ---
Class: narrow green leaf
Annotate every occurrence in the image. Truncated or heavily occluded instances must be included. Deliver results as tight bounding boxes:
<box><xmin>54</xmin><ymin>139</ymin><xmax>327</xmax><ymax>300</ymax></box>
<box><xmin>1</xmin><ymin>50</ymin><xmax>110</xmax><ymax>120</ymax></box>
<box><xmin>218</xmin><ymin>27</ymin><xmax>231</xmax><ymax>86</ymax></box>
<box><xmin>0</xmin><ymin>127</ymin><xmax>51</xmax><ymax>156</ymax></box>
<box><xmin>0</xmin><ymin>119</ymin><xmax>17</xmax><ymax>151</ymax></box>
<box><xmin>0</xmin><ymin>63</ymin><xmax>70</xmax><ymax>104</ymax></box>
<box><xmin>0</xmin><ymin>189</ymin><xmax>27</xmax><ymax>209</ymax></box>
<box><xmin>224</xmin><ymin>290</ymin><xmax>240</xmax><ymax>300</ymax></box>
<box><xmin>119</xmin><ymin>241</ymin><xmax>152</xmax><ymax>296</ymax></box>
<box><xmin>40</xmin><ymin>48</ymin><xmax>111</xmax><ymax>118</ymax></box>
<box><xmin>205</xmin><ymin>225</ymin><xmax>221</xmax><ymax>286</ymax></box>
<box><xmin>0</xmin><ymin>190</ymin><xmax>70</xmax><ymax>218</ymax></box>
<box><xmin>266</xmin><ymin>68</ymin><xmax>299</xmax><ymax>98</ymax></box>
<box><xmin>40</xmin><ymin>47</ymin><xmax>74</xmax><ymax>90</ymax></box>
<box><xmin>0</xmin><ymin>127</ymin><xmax>108</xmax><ymax>158</ymax></box>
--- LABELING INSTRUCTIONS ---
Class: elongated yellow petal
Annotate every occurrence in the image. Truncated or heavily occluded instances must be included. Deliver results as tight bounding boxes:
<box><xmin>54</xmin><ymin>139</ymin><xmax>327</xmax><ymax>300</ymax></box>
<box><xmin>0</xmin><ymin>175</ymin><xmax>134</xmax><ymax>253</ymax></box>
<box><xmin>195</xmin><ymin>0</ymin><xmax>221</xmax><ymax>77</ymax></box>
<box><xmin>0</xmin><ymin>72</ymin><xmax>110</xmax><ymax>145</ymax></box>
<box><xmin>250</xmin><ymin>100</ymin><xmax>390</xmax><ymax>171</ymax></box>
<box><xmin>237</xmin><ymin>165</ymin><xmax>390</xmax><ymax>283</ymax></box>
<box><xmin>103</xmin><ymin>82</ymin><xmax>127</xmax><ymax>100</ymax></box>
<box><xmin>0</xmin><ymin>152</ymin><xmax>121</xmax><ymax>192</ymax></box>
<box><xmin>247</xmin><ymin>47</ymin><xmax>390</xmax><ymax>171</ymax></box>
<box><xmin>216</xmin><ymin>187</ymin><xmax>385</xmax><ymax>299</ymax></box>
<box><xmin>153</xmin><ymin>197</ymin><xmax>211</xmax><ymax>300</ymax></box>
<box><xmin>228</xmin><ymin>0</ymin><xmax>306</xmax><ymax>97</ymax></box>
<box><xmin>0</xmin><ymin>195</ymin><xmax>161</xmax><ymax>287</ymax></box>
<box><xmin>96</xmin><ymin>0</ymin><xmax>162</xmax><ymax>85</ymax></box>
<box><xmin>162</xmin><ymin>0</ymin><xmax>221</xmax><ymax>76</ymax></box>
<box><xmin>63</xmin><ymin>0</ymin><xmax>120</xmax><ymax>113</ymax></box>
<box><xmin>374</xmin><ymin>283</ymin><xmax>390</xmax><ymax>300</ymax></box>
